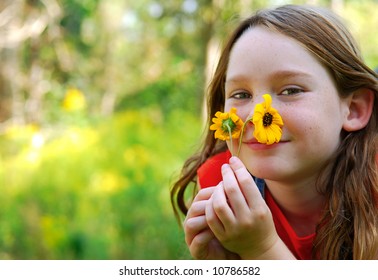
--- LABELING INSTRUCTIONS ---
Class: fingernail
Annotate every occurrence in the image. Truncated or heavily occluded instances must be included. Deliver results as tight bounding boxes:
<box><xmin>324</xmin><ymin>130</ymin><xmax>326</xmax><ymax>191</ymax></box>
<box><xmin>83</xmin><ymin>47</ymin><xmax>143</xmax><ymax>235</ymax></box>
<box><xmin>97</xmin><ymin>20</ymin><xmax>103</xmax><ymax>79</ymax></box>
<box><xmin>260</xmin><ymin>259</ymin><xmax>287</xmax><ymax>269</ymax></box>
<box><xmin>229</xmin><ymin>156</ymin><xmax>238</xmax><ymax>164</ymax></box>
<box><xmin>221</xmin><ymin>163</ymin><xmax>229</xmax><ymax>171</ymax></box>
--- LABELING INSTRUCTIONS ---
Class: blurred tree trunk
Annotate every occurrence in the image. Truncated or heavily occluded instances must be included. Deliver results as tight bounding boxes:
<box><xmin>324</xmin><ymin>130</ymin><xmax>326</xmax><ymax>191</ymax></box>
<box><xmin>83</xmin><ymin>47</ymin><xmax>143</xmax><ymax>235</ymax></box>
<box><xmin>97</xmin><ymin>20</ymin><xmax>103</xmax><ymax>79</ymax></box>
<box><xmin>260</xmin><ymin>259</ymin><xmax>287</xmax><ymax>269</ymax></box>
<box><xmin>98</xmin><ymin>1</ymin><xmax>119</xmax><ymax>116</ymax></box>
<box><xmin>201</xmin><ymin>0</ymin><xmax>225</xmax><ymax>121</ymax></box>
<box><xmin>0</xmin><ymin>0</ymin><xmax>63</xmax><ymax>126</ymax></box>
<box><xmin>201</xmin><ymin>0</ymin><xmax>254</xmax><ymax>120</ymax></box>
<box><xmin>0</xmin><ymin>1</ymin><xmax>23</xmax><ymax>125</ymax></box>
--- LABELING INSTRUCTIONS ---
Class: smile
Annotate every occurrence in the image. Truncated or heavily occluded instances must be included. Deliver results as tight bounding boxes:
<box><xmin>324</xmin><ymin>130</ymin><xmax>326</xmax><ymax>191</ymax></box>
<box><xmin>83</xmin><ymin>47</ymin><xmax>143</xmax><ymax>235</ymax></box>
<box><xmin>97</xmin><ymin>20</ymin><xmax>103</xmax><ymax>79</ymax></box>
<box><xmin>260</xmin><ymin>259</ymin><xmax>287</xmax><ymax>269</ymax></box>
<box><xmin>243</xmin><ymin>139</ymin><xmax>289</xmax><ymax>151</ymax></box>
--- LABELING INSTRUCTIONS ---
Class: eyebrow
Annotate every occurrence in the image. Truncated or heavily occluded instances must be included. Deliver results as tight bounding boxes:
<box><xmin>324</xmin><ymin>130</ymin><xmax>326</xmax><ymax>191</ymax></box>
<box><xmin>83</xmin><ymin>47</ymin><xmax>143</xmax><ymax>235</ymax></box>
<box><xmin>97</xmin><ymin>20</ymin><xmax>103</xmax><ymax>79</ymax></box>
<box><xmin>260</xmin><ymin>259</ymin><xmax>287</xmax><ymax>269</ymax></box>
<box><xmin>225</xmin><ymin>70</ymin><xmax>313</xmax><ymax>84</ymax></box>
<box><xmin>269</xmin><ymin>70</ymin><xmax>313</xmax><ymax>79</ymax></box>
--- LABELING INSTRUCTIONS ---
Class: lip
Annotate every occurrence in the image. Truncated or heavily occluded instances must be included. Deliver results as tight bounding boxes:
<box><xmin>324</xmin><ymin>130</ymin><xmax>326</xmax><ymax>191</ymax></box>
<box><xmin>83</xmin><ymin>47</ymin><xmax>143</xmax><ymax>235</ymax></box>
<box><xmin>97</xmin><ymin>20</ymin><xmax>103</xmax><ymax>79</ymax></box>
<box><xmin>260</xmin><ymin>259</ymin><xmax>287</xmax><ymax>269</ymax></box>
<box><xmin>243</xmin><ymin>139</ymin><xmax>289</xmax><ymax>151</ymax></box>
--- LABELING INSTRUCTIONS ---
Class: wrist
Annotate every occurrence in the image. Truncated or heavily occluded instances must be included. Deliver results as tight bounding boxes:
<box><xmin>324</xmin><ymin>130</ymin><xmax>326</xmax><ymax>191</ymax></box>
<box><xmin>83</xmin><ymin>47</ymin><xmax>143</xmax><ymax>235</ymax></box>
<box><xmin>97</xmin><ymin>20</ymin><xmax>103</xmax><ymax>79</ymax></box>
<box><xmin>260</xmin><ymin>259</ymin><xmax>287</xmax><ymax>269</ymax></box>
<box><xmin>239</xmin><ymin>237</ymin><xmax>297</xmax><ymax>260</ymax></box>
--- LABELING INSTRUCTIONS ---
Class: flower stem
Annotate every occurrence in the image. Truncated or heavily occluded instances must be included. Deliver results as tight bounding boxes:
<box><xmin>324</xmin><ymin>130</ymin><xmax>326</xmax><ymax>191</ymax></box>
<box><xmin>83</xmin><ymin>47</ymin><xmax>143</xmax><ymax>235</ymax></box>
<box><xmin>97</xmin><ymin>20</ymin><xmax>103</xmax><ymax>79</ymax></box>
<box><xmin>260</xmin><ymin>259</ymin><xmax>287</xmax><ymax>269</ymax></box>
<box><xmin>237</xmin><ymin>118</ymin><xmax>252</xmax><ymax>157</ymax></box>
<box><xmin>225</xmin><ymin>123</ymin><xmax>233</xmax><ymax>156</ymax></box>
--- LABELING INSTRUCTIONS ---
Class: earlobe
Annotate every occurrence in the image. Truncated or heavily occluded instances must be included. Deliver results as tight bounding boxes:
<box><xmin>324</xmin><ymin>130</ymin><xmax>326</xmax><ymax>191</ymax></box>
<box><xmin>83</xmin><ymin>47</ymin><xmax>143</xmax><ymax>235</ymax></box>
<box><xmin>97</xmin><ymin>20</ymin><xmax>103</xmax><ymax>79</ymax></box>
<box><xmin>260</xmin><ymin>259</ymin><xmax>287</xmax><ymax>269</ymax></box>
<box><xmin>342</xmin><ymin>88</ymin><xmax>374</xmax><ymax>132</ymax></box>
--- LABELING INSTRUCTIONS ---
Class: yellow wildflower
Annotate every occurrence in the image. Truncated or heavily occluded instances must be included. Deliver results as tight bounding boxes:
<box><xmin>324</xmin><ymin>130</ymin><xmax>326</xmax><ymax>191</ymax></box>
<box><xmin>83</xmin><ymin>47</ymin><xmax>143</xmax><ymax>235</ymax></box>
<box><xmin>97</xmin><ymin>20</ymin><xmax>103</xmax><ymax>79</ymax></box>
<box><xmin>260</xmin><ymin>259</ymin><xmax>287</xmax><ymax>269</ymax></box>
<box><xmin>210</xmin><ymin>107</ymin><xmax>244</xmax><ymax>141</ymax></box>
<box><xmin>62</xmin><ymin>88</ymin><xmax>86</xmax><ymax>112</ymax></box>
<box><xmin>252</xmin><ymin>94</ymin><xmax>284</xmax><ymax>145</ymax></box>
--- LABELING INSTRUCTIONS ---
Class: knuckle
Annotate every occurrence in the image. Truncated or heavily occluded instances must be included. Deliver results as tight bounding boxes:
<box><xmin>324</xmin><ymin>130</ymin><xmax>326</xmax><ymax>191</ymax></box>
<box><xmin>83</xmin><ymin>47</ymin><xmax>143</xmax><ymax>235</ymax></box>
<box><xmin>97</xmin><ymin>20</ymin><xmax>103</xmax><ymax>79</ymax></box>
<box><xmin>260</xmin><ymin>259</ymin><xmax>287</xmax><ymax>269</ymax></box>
<box><xmin>237</xmin><ymin>207</ymin><xmax>271</xmax><ymax>228</ymax></box>
<box><xmin>224</xmin><ymin>184</ymin><xmax>239</xmax><ymax>196</ymax></box>
<box><xmin>237</xmin><ymin>217</ymin><xmax>254</xmax><ymax>230</ymax></box>
<box><xmin>253</xmin><ymin>206</ymin><xmax>271</xmax><ymax>221</ymax></box>
<box><xmin>235</xmin><ymin>170</ymin><xmax>252</xmax><ymax>185</ymax></box>
<box><xmin>190</xmin><ymin>201</ymin><xmax>202</xmax><ymax>214</ymax></box>
<box><xmin>184</xmin><ymin>218</ymin><xmax>198</xmax><ymax>233</ymax></box>
<box><xmin>212</xmin><ymin>199</ymin><xmax>229</xmax><ymax>216</ymax></box>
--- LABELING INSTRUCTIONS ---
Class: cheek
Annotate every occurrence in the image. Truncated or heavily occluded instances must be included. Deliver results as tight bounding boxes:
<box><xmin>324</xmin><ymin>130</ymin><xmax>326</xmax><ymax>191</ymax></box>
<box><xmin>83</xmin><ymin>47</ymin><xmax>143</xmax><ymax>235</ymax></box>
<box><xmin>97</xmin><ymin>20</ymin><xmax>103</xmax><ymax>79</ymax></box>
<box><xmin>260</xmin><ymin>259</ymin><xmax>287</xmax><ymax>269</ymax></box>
<box><xmin>225</xmin><ymin>104</ymin><xmax>252</xmax><ymax>121</ymax></box>
<box><xmin>281</xmin><ymin>107</ymin><xmax>342</xmax><ymax>147</ymax></box>
<box><xmin>224</xmin><ymin>103</ymin><xmax>232</xmax><ymax>112</ymax></box>
<box><xmin>280</xmin><ymin>107</ymin><xmax>320</xmax><ymax>137</ymax></box>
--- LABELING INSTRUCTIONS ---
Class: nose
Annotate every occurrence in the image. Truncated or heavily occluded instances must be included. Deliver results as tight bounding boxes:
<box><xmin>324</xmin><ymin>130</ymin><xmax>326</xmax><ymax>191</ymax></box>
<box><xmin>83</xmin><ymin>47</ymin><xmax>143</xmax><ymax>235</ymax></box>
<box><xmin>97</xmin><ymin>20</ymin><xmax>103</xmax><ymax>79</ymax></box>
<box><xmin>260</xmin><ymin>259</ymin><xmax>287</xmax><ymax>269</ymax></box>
<box><xmin>245</xmin><ymin>103</ymin><xmax>257</xmax><ymax>124</ymax></box>
<box><xmin>241</xmin><ymin>109</ymin><xmax>254</xmax><ymax>138</ymax></box>
<box><xmin>243</xmin><ymin>93</ymin><xmax>270</xmax><ymax>126</ymax></box>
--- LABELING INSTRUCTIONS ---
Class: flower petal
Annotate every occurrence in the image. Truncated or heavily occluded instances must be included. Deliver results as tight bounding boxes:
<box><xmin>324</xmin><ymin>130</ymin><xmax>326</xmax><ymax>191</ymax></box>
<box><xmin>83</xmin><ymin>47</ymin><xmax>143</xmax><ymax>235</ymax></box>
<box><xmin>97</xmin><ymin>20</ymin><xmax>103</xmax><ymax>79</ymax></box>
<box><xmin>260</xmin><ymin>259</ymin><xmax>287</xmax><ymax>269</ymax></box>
<box><xmin>265</xmin><ymin>129</ymin><xmax>276</xmax><ymax>145</ymax></box>
<box><xmin>251</xmin><ymin>94</ymin><xmax>284</xmax><ymax>144</ymax></box>
<box><xmin>210</xmin><ymin>108</ymin><xmax>244</xmax><ymax>141</ymax></box>
<box><xmin>230</xmin><ymin>107</ymin><xmax>237</xmax><ymax>114</ymax></box>
<box><xmin>255</xmin><ymin>129</ymin><xmax>268</xmax><ymax>144</ymax></box>
<box><xmin>267</xmin><ymin>126</ymin><xmax>281</xmax><ymax>144</ymax></box>
<box><xmin>209</xmin><ymin>123</ymin><xmax>219</xmax><ymax>130</ymax></box>
<box><xmin>273</xmin><ymin>114</ymin><xmax>284</xmax><ymax>127</ymax></box>
<box><xmin>262</xmin><ymin>94</ymin><xmax>272</xmax><ymax>109</ymax></box>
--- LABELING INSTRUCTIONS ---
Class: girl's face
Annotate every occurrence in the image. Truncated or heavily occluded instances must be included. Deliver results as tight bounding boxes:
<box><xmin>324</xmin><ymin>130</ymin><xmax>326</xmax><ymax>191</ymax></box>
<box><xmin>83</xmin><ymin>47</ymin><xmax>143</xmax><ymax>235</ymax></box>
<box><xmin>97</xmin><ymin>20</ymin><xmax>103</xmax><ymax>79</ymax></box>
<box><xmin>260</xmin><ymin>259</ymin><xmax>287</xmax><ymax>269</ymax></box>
<box><xmin>224</xmin><ymin>26</ymin><xmax>350</xmax><ymax>185</ymax></box>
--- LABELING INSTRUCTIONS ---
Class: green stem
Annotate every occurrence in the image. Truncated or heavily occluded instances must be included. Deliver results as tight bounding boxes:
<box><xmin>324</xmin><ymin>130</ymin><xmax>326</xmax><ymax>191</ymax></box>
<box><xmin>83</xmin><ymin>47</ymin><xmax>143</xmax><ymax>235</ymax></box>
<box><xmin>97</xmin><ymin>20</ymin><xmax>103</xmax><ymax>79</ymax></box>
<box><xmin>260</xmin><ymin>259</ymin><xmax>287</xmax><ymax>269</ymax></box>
<box><xmin>237</xmin><ymin>118</ymin><xmax>252</xmax><ymax>157</ymax></box>
<box><xmin>225</xmin><ymin>123</ymin><xmax>233</xmax><ymax>156</ymax></box>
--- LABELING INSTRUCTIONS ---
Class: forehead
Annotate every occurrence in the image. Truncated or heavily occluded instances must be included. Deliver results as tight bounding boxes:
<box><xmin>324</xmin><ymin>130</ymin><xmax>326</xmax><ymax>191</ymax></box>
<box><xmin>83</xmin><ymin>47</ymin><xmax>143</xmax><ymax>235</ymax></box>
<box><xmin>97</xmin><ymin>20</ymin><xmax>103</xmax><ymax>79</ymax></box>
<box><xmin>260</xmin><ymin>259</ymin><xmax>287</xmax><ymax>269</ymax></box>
<box><xmin>226</xmin><ymin>26</ymin><xmax>327</xmax><ymax>81</ymax></box>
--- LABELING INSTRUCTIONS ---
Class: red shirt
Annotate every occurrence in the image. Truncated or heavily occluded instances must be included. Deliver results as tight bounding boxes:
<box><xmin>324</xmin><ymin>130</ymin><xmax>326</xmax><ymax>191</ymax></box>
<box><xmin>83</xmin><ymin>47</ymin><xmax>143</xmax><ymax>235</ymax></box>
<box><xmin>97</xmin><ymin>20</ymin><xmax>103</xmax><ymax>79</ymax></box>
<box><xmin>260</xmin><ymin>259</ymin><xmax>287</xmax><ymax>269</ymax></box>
<box><xmin>197</xmin><ymin>150</ymin><xmax>314</xmax><ymax>259</ymax></box>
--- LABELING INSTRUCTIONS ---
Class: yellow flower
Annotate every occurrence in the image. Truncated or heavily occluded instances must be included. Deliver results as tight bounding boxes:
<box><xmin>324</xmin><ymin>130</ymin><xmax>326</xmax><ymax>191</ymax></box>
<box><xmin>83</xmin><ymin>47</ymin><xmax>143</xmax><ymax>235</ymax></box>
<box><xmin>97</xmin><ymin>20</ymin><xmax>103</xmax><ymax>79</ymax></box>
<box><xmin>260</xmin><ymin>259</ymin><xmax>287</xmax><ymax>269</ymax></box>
<box><xmin>252</xmin><ymin>94</ymin><xmax>284</xmax><ymax>145</ymax></box>
<box><xmin>210</xmin><ymin>107</ymin><xmax>244</xmax><ymax>141</ymax></box>
<box><xmin>62</xmin><ymin>88</ymin><xmax>86</xmax><ymax>112</ymax></box>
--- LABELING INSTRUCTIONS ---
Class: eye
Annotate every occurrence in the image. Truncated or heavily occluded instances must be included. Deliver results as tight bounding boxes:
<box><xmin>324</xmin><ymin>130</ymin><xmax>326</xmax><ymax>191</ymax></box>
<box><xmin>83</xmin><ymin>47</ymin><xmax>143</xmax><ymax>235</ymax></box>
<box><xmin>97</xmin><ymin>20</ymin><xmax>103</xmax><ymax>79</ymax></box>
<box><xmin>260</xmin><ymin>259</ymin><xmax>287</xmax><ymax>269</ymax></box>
<box><xmin>280</xmin><ymin>87</ymin><xmax>303</xmax><ymax>96</ymax></box>
<box><xmin>230</xmin><ymin>91</ymin><xmax>252</xmax><ymax>99</ymax></box>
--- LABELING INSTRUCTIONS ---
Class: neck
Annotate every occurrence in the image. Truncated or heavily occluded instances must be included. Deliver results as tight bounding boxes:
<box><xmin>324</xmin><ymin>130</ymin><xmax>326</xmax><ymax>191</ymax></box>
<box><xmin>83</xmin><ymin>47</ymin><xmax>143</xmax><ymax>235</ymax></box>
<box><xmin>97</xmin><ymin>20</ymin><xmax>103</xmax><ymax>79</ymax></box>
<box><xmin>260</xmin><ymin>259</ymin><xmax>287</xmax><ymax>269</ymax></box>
<box><xmin>265</xmin><ymin>178</ymin><xmax>325</xmax><ymax>237</ymax></box>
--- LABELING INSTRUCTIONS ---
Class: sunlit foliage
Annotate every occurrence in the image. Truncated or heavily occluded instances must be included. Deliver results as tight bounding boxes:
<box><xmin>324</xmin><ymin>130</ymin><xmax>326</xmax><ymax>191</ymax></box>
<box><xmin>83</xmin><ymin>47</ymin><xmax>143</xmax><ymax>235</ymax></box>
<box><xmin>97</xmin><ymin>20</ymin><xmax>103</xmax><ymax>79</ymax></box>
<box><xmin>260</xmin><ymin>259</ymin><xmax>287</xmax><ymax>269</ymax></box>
<box><xmin>0</xmin><ymin>109</ymin><xmax>200</xmax><ymax>259</ymax></box>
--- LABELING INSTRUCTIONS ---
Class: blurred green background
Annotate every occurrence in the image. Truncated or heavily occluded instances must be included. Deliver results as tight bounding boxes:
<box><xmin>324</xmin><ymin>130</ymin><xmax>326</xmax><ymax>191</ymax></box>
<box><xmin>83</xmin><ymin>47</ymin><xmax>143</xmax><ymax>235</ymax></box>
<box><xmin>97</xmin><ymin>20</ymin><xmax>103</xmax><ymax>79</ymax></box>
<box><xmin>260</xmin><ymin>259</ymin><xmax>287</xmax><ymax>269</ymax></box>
<box><xmin>0</xmin><ymin>0</ymin><xmax>377</xmax><ymax>259</ymax></box>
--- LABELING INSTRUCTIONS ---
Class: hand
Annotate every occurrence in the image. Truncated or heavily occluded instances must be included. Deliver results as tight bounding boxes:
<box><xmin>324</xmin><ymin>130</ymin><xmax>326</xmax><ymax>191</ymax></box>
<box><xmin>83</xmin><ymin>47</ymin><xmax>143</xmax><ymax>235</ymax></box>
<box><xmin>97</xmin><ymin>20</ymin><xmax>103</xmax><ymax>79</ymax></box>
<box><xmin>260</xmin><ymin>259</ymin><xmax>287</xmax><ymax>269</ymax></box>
<box><xmin>184</xmin><ymin>185</ymin><xmax>240</xmax><ymax>259</ymax></box>
<box><xmin>205</xmin><ymin>156</ymin><xmax>295</xmax><ymax>259</ymax></box>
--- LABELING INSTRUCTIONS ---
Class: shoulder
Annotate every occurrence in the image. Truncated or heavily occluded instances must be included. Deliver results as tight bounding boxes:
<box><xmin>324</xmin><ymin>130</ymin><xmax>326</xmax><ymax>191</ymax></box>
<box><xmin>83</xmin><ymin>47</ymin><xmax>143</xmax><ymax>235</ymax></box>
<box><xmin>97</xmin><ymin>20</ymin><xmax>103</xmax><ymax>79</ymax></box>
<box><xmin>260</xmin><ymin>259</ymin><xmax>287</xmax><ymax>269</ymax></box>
<box><xmin>197</xmin><ymin>150</ymin><xmax>232</xmax><ymax>189</ymax></box>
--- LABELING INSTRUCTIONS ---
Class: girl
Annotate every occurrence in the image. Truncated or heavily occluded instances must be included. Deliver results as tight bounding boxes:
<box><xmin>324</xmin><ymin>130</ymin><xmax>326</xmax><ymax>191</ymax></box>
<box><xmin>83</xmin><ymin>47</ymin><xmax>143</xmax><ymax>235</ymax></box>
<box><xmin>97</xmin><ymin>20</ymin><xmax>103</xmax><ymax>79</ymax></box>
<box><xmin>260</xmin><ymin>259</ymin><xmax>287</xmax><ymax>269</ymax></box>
<box><xmin>170</xmin><ymin>5</ymin><xmax>378</xmax><ymax>259</ymax></box>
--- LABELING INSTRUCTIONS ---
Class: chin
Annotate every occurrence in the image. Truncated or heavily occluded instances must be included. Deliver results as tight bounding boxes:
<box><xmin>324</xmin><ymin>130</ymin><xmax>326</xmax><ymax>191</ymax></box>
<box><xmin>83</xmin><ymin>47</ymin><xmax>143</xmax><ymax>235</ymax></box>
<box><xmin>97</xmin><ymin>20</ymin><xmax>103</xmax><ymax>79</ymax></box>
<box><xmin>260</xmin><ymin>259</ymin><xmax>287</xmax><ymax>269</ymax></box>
<box><xmin>245</xmin><ymin>161</ymin><xmax>289</xmax><ymax>181</ymax></box>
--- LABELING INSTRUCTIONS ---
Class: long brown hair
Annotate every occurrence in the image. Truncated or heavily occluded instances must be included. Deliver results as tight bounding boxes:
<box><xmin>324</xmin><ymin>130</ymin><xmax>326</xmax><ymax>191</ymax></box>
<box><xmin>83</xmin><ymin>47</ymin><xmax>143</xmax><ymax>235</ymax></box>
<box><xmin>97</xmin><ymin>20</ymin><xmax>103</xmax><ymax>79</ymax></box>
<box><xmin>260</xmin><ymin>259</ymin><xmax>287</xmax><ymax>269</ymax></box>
<box><xmin>170</xmin><ymin>4</ymin><xmax>378</xmax><ymax>259</ymax></box>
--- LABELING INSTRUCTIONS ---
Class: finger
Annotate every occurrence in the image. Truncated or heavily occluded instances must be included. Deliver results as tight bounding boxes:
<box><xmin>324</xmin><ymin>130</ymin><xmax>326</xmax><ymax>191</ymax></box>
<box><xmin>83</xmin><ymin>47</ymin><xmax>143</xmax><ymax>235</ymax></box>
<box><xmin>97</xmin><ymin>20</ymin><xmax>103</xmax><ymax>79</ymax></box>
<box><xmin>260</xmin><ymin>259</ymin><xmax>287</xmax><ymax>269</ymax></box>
<box><xmin>189</xmin><ymin>229</ymin><xmax>215</xmax><ymax>259</ymax></box>
<box><xmin>205</xmin><ymin>194</ymin><xmax>225</xmax><ymax>237</ymax></box>
<box><xmin>186</xmin><ymin>200</ymin><xmax>207</xmax><ymax>219</ymax></box>
<box><xmin>221</xmin><ymin>163</ymin><xmax>250</xmax><ymax>217</ymax></box>
<box><xmin>193</xmin><ymin>185</ymin><xmax>218</xmax><ymax>203</ymax></box>
<box><xmin>211</xmin><ymin>182</ymin><xmax>235</xmax><ymax>229</ymax></box>
<box><xmin>229</xmin><ymin>156</ymin><xmax>265</xmax><ymax>208</ymax></box>
<box><xmin>184</xmin><ymin>215</ymin><xmax>208</xmax><ymax>246</ymax></box>
<box><xmin>186</xmin><ymin>185</ymin><xmax>219</xmax><ymax>222</ymax></box>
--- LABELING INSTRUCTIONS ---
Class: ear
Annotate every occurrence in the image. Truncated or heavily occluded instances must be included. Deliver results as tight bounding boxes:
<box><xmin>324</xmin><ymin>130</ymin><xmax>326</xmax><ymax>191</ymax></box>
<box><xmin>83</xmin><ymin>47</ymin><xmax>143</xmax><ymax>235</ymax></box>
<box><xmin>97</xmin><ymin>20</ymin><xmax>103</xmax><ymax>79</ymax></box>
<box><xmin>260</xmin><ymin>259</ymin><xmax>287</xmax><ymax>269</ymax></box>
<box><xmin>342</xmin><ymin>88</ymin><xmax>374</xmax><ymax>132</ymax></box>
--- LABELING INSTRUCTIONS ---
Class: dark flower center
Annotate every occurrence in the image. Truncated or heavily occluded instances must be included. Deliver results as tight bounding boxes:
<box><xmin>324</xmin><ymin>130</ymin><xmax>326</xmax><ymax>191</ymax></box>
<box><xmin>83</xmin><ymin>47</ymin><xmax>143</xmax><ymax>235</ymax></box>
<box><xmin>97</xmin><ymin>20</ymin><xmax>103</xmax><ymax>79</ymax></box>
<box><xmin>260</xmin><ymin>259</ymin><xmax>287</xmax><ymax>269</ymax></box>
<box><xmin>263</xmin><ymin>113</ymin><xmax>273</xmax><ymax>127</ymax></box>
